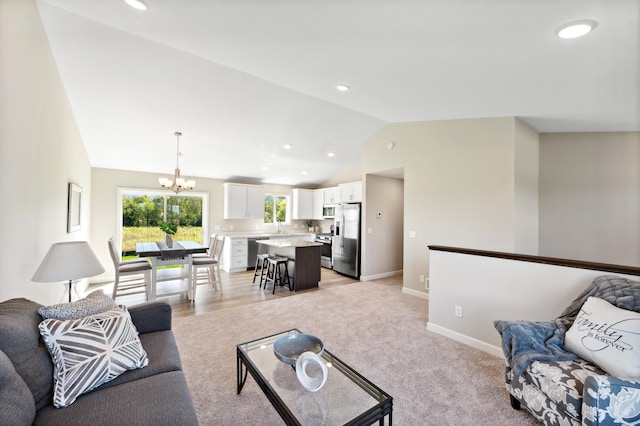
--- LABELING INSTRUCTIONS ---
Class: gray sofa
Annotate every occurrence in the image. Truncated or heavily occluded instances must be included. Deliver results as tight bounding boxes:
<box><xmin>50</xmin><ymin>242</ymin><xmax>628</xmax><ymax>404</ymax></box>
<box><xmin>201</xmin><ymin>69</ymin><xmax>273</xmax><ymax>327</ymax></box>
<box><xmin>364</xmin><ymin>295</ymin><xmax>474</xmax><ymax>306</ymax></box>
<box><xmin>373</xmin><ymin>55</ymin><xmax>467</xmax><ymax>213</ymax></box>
<box><xmin>0</xmin><ymin>297</ymin><xmax>199</xmax><ymax>426</ymax></box>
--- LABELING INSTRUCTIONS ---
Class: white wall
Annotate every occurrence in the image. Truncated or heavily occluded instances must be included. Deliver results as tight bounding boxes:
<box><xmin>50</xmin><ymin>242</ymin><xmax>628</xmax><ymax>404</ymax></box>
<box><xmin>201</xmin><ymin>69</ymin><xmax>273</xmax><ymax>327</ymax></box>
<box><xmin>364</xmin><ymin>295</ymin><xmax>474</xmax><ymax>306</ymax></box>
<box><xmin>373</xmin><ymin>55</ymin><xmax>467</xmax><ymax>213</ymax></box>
<box><xmin>361</xmin><ymin>174</ymin><xmax>404</xmax><ymax>280</ymax></box>
<box><xmin>539</xmin><ymin>132</ymin><xmax>640</xmax><ymax>266</ymax></box>
<box><xmin>428</xmin><ymin>249</ymin><xmax>639</xmax><ymax>357</ymax></box>
<box><xmin>322</xmin><ymin>162</ymin><xmax>362</xmax><ymax>188</ymax></box>
<box><xmin>514</xmin><ymin>119</ymin><xmax>539</xmax><ymax>254</ymax></box>
<box><xmin>0</xmin><ymin>0</ymin><xmax>93</xmax><ymax>304</ymax></box>
<box><xmin>362</xmin><ymin>117</ymin><xmax>538</xmax><ymax>294</ymax></box>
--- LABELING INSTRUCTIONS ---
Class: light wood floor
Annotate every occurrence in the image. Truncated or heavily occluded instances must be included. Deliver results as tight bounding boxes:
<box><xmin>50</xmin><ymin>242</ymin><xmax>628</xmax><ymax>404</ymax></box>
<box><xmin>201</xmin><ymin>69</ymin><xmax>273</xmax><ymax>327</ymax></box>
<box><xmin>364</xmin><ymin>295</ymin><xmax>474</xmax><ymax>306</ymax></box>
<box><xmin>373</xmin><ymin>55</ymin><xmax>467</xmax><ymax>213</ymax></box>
<box><xmin>89</xmin><ymin>267</ymin><xmax>359</xmax><ymax>319</ymax></box>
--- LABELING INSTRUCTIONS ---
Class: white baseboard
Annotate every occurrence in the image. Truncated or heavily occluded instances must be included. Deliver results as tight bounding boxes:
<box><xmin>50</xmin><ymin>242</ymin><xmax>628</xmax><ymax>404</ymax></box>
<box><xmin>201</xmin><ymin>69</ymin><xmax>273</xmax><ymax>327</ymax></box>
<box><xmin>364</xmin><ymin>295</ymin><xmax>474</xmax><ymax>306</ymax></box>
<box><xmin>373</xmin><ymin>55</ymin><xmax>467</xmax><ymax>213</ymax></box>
<box><xmin>426</xmin><ymin>322</ymin><xmax>504</xmax><ymax>359</ymax></box>
<box><xmin>402</xmin><ymin>287</ymin><xmax>429</xmax><ymax>300</ymax></box>
<box><xmin>360</xmin><ymin>270</ymin><xmax>403</xmax><ymax>281</ymax></box>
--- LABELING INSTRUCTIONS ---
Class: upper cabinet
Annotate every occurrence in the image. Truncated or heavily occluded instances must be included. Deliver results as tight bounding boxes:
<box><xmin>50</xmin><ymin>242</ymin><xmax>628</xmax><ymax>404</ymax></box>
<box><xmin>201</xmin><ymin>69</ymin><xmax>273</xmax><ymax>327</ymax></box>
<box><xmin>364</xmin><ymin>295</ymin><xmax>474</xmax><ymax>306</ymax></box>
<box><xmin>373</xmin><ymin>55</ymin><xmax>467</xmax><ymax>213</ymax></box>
<box><xmin>223</xmin><ymin>183</ymin><xmax>265</xmax><ymax>219</ymax></box>
<box><xmin>323</xmin><ymin>187</ymin><xmax>340</xmax><ymax>204</ymax></box>
<box><xmin>292</xmin><ymin>189</ymin><xmax>314</xmax><ymax>220</ymax></box>
<box><xmin>312</xmin><ymin>189</ymin><xmax>324</xmax><ymax>220</ymax></box>
<box><xmin>339</xmin><ymin>181</ymin><xmax>362</xmax><ymax>202</ymax></box>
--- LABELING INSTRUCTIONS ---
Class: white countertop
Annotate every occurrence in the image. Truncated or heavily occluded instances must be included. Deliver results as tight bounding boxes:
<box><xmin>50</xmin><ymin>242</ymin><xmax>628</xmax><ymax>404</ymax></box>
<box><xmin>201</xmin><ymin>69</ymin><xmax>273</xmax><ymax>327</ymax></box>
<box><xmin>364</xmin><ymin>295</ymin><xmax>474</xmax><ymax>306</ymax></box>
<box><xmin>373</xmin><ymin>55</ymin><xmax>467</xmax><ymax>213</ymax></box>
<box><xmin>220</xmin><ymin>231</ymin><xmax>315</xmax><ymax>238</ymax></box>
<box><xmin>256</xmin><ymin>239</ymin><xmax>322</xmax><ymax>248</ymax></box>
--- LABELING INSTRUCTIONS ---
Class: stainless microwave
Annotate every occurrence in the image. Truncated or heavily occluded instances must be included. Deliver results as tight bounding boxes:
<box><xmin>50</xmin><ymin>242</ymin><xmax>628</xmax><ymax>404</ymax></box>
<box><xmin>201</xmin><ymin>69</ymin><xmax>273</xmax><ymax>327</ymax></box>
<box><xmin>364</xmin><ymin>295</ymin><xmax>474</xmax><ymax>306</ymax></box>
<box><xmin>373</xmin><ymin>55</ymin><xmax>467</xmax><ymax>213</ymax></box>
<box><xmin>322</xmin><ymin>205</ymin><xmax>335</xmax><ymax>219</ymax></box>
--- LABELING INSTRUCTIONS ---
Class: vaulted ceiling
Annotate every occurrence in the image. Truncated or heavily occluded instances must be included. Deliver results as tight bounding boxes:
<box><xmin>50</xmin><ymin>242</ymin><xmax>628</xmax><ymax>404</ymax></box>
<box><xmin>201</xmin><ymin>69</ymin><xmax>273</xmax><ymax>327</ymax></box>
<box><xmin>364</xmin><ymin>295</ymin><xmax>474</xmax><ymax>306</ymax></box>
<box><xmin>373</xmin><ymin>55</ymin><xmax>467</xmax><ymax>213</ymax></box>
<box><xmin>36</xmin><ymin>0</ymin><xmax>640</xmax><ymax>186</ymax></box>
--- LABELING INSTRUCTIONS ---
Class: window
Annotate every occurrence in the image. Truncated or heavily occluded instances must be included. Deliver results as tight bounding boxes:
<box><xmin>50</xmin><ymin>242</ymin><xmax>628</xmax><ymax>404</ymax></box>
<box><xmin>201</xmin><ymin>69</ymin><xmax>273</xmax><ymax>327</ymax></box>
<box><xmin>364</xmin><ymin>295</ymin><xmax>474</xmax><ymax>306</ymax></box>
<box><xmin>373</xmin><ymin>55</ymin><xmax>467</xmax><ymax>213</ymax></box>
<box><xmin>264</xmin><ymin>194</ymin><xmax>289</xmax><ymax>224</ymax></box>
<box><xmin>117</xmin><ymin>189</ymin><xmax>208</xmax><ymax>258</ymax></box>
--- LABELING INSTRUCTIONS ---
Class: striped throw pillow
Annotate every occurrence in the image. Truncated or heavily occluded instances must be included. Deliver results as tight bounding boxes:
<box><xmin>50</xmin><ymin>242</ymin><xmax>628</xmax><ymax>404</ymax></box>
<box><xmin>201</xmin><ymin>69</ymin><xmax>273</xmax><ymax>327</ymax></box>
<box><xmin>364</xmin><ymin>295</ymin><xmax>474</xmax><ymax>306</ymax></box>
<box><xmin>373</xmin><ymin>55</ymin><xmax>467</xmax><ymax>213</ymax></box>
<box><xmin>38</xmin><ymin>305</ymin><xmax>148</xmax><ymax>408</ymax></box>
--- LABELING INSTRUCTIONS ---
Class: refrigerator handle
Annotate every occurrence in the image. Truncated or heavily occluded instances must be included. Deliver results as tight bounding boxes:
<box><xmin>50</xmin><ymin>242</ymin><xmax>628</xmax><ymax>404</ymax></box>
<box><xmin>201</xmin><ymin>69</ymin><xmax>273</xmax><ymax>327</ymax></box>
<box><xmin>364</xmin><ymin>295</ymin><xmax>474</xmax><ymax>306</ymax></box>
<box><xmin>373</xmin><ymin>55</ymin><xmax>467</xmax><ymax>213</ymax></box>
<box><xmin>340</xmin><ymin>215</ymin><xmax>345</xmax><ymax>247</ymax></box>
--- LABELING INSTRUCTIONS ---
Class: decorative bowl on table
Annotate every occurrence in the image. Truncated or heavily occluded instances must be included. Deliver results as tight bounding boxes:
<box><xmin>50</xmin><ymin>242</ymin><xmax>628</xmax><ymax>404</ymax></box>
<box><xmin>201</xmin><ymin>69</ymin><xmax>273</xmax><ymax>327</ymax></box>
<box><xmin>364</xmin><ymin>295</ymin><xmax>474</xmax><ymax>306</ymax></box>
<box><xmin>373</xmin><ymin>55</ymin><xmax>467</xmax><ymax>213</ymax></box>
<box><xmin>273</xmin><ymin>333</ymin><xmax>324</xmax><ymax>365</ymax></box>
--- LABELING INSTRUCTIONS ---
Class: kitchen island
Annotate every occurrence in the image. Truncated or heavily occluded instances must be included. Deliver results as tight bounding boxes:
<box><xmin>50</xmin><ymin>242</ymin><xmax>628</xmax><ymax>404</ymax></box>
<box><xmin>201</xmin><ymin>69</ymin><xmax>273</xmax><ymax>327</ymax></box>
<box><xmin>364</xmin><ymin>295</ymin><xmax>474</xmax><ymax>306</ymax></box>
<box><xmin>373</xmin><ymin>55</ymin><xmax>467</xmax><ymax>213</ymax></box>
<box><xmin>257</xmin><ymin>239</ymin><xmax>322</xmax><ymax>291</ymax></box>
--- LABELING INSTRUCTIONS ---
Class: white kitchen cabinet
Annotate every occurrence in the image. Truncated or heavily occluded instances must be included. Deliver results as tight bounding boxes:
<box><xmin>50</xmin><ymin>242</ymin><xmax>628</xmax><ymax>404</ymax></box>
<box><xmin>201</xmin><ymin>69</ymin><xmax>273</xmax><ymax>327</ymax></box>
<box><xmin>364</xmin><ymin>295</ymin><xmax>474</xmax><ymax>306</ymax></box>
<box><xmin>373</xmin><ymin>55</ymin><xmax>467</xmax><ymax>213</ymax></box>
<box><xmin>313</xmin><ymin>189</ymin><xmax>324</xmax><ymax>220</ymax></box>
<box><xmin>221</xmin><ymin>237</ymin><xmax>248</xmax><ymax>272</ymax></box>
<box><xmin>323</xmin><ymin>187</ymin><xmax>340</xmax><ymax>204</ymax></box>
<box><xmin>339</xmin><ymin>181</ymin><xmax>362</xmax><ymax>202</ymax></box>
<box><xmin>246</xmin><ymin>185</ymin><xmax>265</xmax><ymax>219</ymax></box>
<box><xmin>292</xmin><ymin>189</ymin><xmax>314</xmax><ymax>220</ymax></box>
<box><xmin>223</xmin><ymin>183</ymin><xmax>265</xmax><ymax>219</ymax></box>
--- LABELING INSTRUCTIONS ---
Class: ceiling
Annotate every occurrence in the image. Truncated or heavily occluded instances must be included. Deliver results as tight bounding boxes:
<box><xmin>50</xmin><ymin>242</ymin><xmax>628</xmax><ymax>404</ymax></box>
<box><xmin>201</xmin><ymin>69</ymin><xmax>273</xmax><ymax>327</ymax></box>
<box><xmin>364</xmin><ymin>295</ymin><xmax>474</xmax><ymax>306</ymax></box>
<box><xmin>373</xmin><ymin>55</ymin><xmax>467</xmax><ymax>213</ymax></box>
<box><xmin>36</xmin><ymin>0</ymin><xmax>640</xmax><ymax>187</ymax></box>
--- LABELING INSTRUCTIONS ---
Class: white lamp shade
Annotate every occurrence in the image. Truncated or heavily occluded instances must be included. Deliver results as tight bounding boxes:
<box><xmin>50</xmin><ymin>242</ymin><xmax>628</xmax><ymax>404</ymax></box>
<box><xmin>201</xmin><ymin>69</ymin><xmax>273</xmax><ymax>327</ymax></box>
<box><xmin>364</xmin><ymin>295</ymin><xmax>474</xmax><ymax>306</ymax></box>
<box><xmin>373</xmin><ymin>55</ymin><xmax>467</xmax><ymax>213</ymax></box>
<box><xmin>32</xmin><ymin>241</ymin><xmax>105</xmax><ymax>282</ymax></box>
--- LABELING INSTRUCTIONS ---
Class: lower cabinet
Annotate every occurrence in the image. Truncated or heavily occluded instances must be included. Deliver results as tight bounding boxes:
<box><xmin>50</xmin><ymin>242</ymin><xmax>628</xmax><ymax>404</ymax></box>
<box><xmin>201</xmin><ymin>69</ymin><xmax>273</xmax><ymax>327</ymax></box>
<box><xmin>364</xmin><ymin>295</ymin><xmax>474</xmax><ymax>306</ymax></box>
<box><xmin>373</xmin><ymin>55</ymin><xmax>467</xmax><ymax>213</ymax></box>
<box><xmin>221</xmin><ymin>237</ymin><xmax>248</xmax><ymax>272</ymax></box>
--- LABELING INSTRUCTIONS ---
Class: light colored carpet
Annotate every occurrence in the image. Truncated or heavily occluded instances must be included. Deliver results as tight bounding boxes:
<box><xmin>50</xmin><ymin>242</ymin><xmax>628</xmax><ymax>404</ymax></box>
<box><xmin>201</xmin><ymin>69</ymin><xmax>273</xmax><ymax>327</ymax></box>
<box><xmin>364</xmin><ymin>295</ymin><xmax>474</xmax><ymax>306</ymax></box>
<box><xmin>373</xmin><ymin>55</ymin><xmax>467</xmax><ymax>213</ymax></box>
<box><xmin>172</xmin><ymin>277</ymin><xmax>539</xmax><ymax>425</ymax></box>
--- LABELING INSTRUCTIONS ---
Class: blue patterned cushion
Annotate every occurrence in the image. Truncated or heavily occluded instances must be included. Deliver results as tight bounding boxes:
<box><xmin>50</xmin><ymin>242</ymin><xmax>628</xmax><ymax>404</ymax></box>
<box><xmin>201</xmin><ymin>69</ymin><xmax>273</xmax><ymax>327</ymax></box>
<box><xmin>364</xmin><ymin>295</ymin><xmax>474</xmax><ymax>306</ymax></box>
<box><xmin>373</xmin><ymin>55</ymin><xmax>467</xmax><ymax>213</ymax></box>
<box><xmin>38</xmin><ymin>289</ymin><xmax>116</xmax><ymax>320</ymax></box>
<box><xmin>506</xmin><ymin>359</ymin><xmax>604</xmax><ymax>425</ymax></box>
<box><xmin>38</xmin><ymin>305</ymin><xmax>148</xmax><ymax>407</ymax></box>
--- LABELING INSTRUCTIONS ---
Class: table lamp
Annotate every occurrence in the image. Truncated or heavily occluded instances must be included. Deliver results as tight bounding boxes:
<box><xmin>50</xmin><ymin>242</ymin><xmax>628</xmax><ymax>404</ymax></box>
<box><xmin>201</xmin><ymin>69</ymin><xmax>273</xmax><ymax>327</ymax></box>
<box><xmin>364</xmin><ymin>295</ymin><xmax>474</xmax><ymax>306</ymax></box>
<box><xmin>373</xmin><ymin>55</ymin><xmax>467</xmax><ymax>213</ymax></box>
<box><xmin>32</xmin><ymin>241</ymin><xmax>105</xmax><ymax>303</ymax></box>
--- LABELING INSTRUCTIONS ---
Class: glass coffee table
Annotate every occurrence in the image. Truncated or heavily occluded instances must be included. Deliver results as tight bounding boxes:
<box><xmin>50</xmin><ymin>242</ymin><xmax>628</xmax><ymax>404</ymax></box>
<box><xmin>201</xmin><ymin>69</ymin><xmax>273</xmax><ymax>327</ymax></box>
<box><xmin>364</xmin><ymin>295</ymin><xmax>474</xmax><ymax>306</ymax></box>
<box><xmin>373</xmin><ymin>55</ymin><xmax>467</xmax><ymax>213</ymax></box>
<box><xmin>237</xmin><ymin>329</ymin><xmax>393</xmax><ymax>425</ymax></box>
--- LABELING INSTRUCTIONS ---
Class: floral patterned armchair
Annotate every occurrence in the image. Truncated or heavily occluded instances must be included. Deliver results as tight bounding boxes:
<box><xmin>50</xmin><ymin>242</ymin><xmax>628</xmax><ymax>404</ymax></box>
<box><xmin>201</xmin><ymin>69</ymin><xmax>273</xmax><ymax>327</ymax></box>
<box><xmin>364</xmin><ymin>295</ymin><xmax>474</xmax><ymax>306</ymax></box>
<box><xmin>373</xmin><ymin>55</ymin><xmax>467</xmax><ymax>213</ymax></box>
<box><xmin>496</xmin><ymin>275</ymin><xmax>640</xmax><ymax>425</ymax></box>
<box><xmin>505</xmin><ymin>358</ymin><xmax>640</xmax><ymax>425</ymax></box>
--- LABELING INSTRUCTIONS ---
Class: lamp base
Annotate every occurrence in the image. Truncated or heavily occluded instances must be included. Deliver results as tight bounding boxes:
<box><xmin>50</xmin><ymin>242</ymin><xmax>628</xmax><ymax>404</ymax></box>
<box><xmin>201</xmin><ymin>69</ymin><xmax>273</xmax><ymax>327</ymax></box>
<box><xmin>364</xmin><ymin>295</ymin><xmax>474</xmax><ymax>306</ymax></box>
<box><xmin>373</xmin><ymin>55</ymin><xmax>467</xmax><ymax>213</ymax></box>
<box><xmin>60</xmin><ymin>280</ymin><xmax>81</xmax><ymax>303</ymax></box>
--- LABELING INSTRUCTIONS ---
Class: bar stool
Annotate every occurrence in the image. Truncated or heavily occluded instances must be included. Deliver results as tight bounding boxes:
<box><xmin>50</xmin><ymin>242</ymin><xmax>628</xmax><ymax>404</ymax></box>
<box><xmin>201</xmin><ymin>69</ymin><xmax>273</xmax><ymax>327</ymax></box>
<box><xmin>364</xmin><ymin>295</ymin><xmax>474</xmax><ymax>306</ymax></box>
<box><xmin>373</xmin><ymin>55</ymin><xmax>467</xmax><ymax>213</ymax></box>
<box><xmin>264</xmin><ymin>256</ymin><xmax>292</xmax><ymax>294</ymax></box>
<box><xmin>252</xmin><ymin>253</ymin><xmax>270</xmax><ymax>287</ymax></box>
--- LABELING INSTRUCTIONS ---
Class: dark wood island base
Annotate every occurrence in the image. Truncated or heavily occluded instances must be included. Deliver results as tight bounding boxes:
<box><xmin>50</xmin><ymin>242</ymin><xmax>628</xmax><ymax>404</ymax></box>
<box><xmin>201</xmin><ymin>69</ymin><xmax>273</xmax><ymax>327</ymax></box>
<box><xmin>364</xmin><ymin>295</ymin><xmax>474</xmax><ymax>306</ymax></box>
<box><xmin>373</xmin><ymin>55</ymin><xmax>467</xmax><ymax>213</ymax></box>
<box><xmin>257</xmin><ymin>240</ymin><xmax>322</xmax><ymax>291</ymax></box>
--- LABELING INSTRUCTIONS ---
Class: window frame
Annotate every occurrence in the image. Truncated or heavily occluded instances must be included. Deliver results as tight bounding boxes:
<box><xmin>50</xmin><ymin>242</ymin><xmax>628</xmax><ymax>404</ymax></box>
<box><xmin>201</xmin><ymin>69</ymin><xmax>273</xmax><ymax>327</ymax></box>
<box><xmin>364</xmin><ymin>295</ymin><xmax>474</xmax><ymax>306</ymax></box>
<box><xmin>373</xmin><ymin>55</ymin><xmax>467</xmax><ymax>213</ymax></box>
<box><xmin>116</xmin><ymin>187</ymin><xmax>209</xmax><ymax>257</ymax></box>
<box><xmin>264</xmin><ymin>192</ymin><xmax>291</xmax><ymax>226</ymax></box>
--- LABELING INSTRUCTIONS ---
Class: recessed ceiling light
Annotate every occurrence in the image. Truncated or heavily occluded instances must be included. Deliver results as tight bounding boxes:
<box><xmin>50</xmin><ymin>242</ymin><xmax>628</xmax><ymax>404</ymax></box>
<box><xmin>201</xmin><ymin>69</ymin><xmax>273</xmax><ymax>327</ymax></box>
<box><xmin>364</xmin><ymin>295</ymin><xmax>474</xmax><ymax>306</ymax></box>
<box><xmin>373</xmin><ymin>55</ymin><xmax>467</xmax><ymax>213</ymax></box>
<box><xmin>283</xmin><ymin>144</ymin><xmax>293</xmax><ymax>150</ymax></box>
<box><xmin>124</xmin><ymin>0</ymin><xmax>148</xmax><ymax>10</ymax></box>
<box><xmin>556</xmin><ymin>20</ymin><xmax>597</xmax><ymax>39</ymax></box>
<box><xmin>262</xmin><ymin>165</ymin><xmax>269</xmax><ymax>171</ymax></box>
<box><xmin>327</xmin><ymin>152</ymin><xmax>335</xmax><ymax>157</ymax></box>
<box><xmin>301</xmin><ymin>171</ymin><xmax>309</xmax><ymax>176</ymax></box>
<box><xmin>336</xmin><ymin>84</ymin><xmax>350</xmax><ymax>92</ymax></box>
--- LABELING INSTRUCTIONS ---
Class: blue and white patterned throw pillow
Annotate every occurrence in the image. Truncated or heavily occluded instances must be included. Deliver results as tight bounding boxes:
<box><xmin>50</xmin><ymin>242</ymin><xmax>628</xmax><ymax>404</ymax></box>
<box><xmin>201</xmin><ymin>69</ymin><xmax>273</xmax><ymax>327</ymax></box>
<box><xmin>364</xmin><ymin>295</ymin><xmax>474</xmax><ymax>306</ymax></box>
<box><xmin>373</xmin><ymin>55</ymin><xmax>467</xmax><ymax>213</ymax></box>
<box><xmin>38</xmin><ymin>305</ymin><xmax>148</xmax><ymax>408</ymax></box>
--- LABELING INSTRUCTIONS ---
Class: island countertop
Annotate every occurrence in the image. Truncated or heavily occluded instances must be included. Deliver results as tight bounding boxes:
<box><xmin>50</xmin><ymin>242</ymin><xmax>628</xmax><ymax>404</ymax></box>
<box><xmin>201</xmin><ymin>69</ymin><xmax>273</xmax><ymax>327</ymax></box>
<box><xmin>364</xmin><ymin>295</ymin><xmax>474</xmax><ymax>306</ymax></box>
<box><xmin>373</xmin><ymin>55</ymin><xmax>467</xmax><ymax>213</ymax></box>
<box><xmin>257</xmin><ymin>239</ymin><xmax>322</xmax><ymax>248</ymax></box>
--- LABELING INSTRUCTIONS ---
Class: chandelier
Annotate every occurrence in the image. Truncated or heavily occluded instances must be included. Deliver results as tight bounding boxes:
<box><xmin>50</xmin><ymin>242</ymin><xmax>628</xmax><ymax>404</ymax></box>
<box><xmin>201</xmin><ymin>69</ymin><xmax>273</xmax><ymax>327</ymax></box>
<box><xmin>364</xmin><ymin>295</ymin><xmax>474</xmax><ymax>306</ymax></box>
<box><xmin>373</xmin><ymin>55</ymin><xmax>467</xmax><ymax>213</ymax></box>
<box><xmin>159</xmin><ymin>131</ymin><xmax>196</xmax><ymax>194</ymax></box>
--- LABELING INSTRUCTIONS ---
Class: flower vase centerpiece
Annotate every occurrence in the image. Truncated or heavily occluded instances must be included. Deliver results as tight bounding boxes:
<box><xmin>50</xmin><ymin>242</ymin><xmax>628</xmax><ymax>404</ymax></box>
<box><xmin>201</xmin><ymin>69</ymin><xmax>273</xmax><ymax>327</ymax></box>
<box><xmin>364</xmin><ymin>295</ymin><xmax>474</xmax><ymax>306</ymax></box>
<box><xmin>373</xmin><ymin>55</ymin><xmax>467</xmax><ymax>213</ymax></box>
<box><xmin>304</xmin><ymin>220</ymin><xmax>314</xmax><ymax>233</ymax></box>
<box><xmin>159</xmin><ymin>222</ymin><xmax>178</xmax><ymax>248</ymax></box>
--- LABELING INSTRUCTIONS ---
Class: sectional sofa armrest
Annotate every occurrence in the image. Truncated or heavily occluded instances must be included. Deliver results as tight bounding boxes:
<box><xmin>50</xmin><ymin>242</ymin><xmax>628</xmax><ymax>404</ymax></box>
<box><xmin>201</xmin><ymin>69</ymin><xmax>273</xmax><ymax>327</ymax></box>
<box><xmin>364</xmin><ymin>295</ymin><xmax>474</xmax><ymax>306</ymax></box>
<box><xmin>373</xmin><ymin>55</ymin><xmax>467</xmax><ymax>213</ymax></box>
<box><xmin>582</xmin><ymin>375</ymin><xmax>640</xmax><ymax>426</ymax></box>
<box><xmin>127</xmin><ymin>301</ymin><xmax>172</xmax><ymax>334</ymax></box>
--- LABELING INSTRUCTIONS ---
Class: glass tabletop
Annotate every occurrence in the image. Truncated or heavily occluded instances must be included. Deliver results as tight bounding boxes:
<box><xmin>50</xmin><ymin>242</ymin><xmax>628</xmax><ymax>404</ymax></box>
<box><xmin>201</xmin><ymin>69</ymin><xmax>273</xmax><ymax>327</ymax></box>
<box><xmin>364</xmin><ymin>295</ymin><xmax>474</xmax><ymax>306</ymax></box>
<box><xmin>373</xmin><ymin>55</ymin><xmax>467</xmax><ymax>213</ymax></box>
<box><xmin>237</xmin><ymin>329</ymin><xmax>392</xmax><ymax>426</ymax></box>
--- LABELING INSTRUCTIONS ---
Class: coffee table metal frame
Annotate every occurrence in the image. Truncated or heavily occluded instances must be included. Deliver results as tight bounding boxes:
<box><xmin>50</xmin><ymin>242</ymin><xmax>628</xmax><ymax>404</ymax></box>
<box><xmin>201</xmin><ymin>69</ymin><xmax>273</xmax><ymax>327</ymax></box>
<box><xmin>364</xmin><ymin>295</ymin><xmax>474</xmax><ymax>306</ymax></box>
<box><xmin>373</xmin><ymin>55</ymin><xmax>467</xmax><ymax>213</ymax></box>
<box><xmin>237</xmin><ymin>329</ymin><xmax>393</xmax><ymax>426</ymax></box>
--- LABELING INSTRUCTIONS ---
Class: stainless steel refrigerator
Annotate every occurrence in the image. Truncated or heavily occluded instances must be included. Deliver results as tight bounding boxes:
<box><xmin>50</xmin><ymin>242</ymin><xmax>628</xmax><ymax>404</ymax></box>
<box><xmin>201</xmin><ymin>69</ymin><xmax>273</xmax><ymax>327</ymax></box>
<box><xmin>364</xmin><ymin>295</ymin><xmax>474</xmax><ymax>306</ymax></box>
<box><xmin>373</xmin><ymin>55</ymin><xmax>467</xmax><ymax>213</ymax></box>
<box><xmin>332</xmin><ymin>203</ymin><xmax>361</xmax><ymax>279</ymax></box>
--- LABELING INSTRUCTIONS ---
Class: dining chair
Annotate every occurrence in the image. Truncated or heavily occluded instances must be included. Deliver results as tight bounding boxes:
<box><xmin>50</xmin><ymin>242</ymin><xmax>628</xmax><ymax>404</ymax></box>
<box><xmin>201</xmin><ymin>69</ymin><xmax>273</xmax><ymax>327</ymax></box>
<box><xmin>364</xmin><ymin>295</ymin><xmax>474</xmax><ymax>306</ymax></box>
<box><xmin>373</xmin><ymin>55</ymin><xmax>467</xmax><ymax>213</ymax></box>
<box><xmin>191</xmin><ymin>235</ymin><xmax>226</xmax><ymax>300</ymax></box>
<box><xmin>108</xmin><ymin>236</ymin><xmax>152</xmax><ymax>300</ymax></box>
<box><xmin>193</xmin><ymin>234</ymin><xmax>217</xmax><ymax>259</ymax></box>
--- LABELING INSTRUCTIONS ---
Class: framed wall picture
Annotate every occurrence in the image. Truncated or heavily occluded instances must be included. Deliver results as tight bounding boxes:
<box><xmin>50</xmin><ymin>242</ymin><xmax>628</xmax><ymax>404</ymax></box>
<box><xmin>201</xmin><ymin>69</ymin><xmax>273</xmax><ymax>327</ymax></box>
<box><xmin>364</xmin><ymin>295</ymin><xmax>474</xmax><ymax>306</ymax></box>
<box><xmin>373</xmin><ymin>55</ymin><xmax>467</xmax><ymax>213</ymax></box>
<box><xmin>67</xmin><ymin>183</ymin><xmax>82</xmax><ymax>233</ymax></box>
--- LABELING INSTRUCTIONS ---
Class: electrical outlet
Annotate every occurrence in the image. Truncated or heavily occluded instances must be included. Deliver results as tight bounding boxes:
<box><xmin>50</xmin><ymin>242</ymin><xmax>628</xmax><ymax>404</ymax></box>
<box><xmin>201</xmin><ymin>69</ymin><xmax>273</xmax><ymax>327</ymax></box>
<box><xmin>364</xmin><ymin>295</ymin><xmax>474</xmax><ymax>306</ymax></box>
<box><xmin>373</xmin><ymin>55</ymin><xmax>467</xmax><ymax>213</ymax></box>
<box><xmin>409</xmin><ymin>231</ymin><xmax>416</xmax><ymax>238</ymax></box>
<box><xmin>214</xmin><ymin>225</ymin><xmax>221</xmax><ymax>230</ymax></box>
<box><xmin>419</xmin><ymin>275</ymin><xmax>425</xmax><ymax>283</ymax></box>
<box><xmin>455</xmin><ymin>305</ymin><xmax>463</xmax><ymax>318</ymax></box>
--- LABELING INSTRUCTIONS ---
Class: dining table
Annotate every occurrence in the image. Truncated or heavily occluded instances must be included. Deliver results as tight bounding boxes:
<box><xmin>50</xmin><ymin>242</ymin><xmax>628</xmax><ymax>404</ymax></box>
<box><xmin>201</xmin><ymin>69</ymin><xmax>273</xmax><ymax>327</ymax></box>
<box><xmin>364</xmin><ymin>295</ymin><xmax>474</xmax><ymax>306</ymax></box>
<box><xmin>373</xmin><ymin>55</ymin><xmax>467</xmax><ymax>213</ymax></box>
<box><xmin>135</xmin><ymin>240</ymin><xmax>207</xmax><ymax>300</ymax></box>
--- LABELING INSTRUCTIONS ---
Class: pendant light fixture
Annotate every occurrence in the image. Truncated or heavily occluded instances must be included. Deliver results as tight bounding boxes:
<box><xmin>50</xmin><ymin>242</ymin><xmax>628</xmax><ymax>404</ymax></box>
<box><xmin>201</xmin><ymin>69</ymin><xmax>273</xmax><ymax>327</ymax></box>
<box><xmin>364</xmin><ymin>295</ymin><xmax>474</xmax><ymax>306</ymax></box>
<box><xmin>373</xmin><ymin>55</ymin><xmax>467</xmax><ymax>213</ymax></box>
<box><xmin>159</xmin><ymin>131</ymin><xmax>196</xmax><ymax>193</ymax></box>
